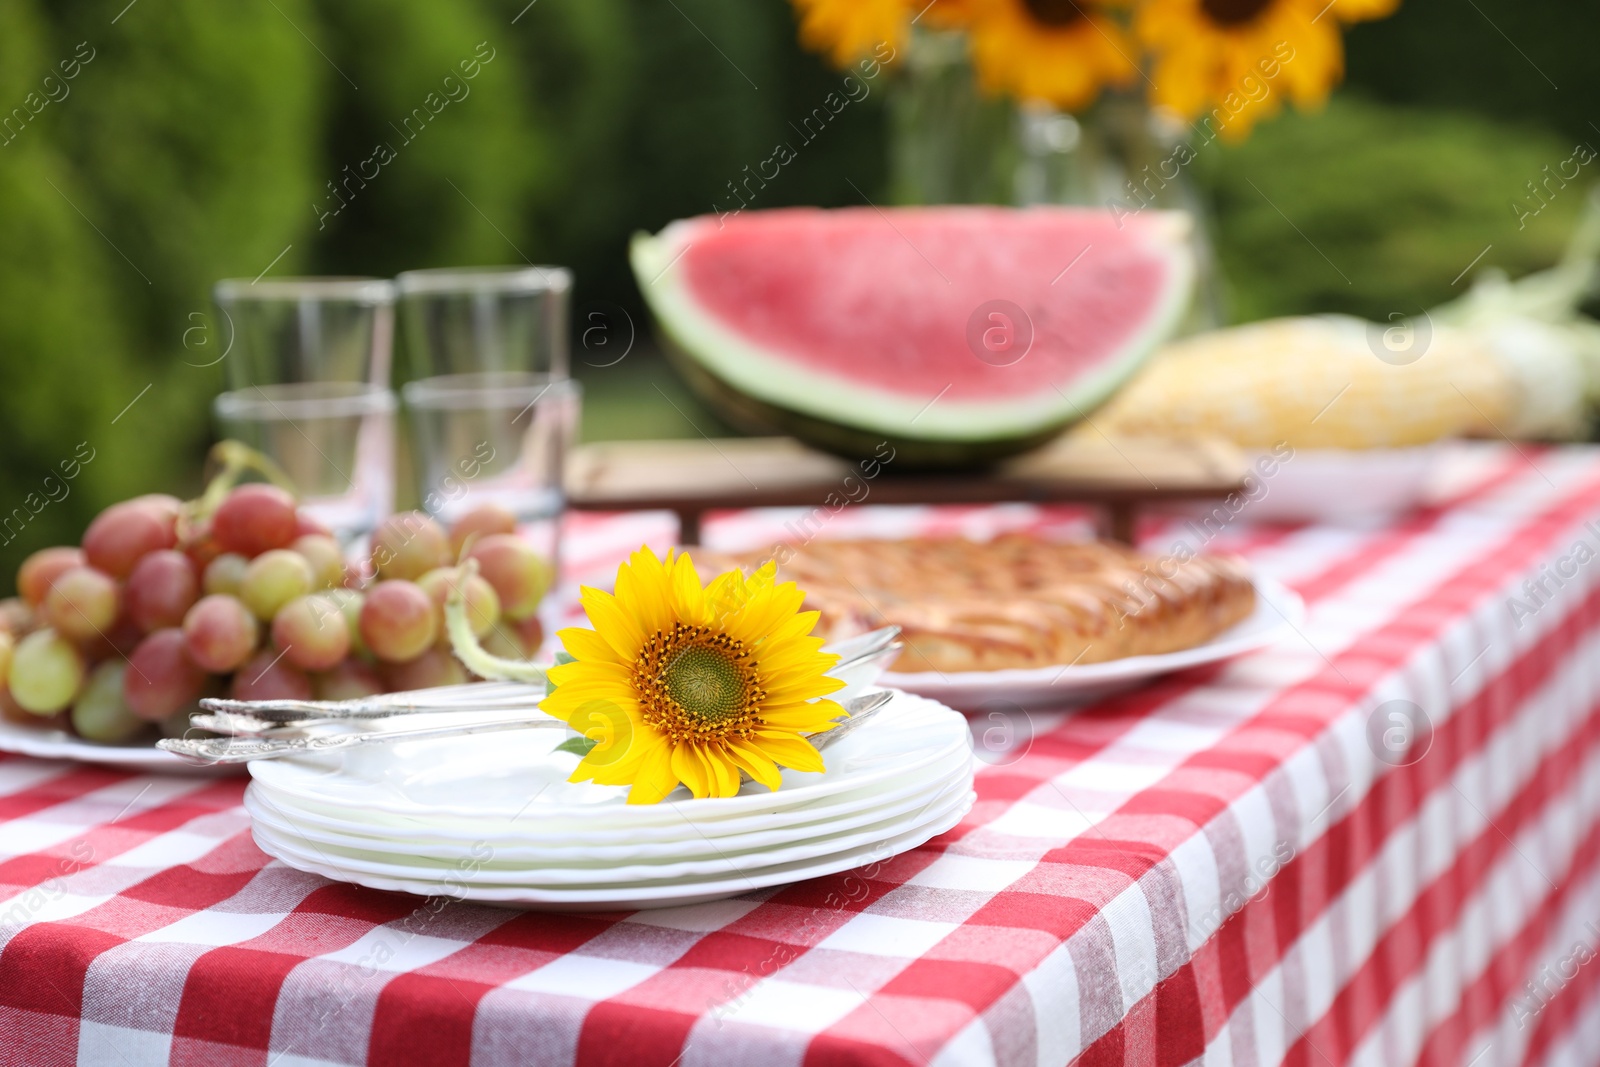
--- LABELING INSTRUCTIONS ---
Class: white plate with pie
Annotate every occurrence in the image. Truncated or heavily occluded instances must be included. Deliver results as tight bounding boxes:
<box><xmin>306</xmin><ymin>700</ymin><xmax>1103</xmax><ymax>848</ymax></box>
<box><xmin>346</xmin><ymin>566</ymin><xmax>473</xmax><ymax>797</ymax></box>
<box><xmin>881</xmin><ymin>575</ymin><xmax>1303</xmax><ymax>711</ymax></box>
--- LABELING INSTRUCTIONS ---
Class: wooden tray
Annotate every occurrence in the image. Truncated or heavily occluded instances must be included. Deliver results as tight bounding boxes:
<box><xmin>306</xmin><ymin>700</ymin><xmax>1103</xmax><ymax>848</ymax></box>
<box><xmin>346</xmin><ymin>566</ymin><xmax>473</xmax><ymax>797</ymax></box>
<box><xmin>566</xmin><ymin>433</ymin><xmax>1250</xmax><ymax>543</ymax></box>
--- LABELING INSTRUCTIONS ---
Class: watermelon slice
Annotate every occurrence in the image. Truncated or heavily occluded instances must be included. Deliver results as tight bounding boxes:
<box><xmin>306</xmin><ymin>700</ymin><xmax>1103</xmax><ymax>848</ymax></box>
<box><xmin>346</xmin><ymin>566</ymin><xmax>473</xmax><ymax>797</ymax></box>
<box><xmin>630</xmin><ymin>206</ymin><xmax>1194</xmax><ymax>465</ymax></box>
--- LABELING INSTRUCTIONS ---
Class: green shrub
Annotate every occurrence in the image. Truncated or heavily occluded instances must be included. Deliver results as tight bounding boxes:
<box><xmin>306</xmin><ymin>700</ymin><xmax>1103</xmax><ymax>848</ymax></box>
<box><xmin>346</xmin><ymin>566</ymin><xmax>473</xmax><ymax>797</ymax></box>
<box><xmin>1200</xmin><ymin>96</ymin><xmax>1586</xmax><ymax>323</ymax></box>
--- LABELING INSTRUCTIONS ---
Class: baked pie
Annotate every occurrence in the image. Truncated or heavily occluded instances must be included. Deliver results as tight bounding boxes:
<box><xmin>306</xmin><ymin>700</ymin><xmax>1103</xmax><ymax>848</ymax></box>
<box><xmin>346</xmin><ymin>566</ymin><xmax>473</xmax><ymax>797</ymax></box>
<box><xmin>699</xmin><ymin>536</ymin><xmax>1256</xmax><ymax>674</ymax></box>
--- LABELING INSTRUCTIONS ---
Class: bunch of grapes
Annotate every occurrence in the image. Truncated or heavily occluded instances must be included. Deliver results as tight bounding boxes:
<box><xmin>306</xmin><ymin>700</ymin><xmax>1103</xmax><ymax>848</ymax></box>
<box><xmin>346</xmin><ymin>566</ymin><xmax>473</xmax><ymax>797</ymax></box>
<box><xmin>0</xmin><ymin>487</ymin><xmax>552</xmax><ymax>745</ymax></box>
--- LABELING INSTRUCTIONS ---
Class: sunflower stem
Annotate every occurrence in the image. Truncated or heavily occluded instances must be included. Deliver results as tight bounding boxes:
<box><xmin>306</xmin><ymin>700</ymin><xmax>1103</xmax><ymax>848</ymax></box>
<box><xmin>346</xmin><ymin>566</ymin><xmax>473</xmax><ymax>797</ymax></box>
<box><xmin>445</xmin><ymin>560</ymin><xmax>549</xmax><ymax>686</ymax></box>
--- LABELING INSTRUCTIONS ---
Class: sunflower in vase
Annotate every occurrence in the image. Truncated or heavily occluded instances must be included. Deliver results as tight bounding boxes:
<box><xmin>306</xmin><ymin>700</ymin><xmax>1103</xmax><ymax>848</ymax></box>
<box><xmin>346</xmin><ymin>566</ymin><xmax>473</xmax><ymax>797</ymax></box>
<box><xmin>791</xmin><ymin>0</ymin><xmax>1399</xmax><ymax>140</ymax></box>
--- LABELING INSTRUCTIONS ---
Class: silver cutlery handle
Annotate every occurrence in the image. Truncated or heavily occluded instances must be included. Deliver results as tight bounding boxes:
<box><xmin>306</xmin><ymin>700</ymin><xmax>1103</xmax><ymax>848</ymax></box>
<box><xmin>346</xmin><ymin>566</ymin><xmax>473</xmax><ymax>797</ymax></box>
<box><xmin>159</xmin><ymin>716</ymin><xmax>565</xmax><ymax>765</ymax></box>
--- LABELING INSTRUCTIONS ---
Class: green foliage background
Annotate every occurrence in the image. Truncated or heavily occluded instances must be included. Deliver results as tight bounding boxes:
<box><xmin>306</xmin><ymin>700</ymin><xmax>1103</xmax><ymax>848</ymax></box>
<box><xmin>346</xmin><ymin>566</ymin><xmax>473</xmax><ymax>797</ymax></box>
<box><xmin>0</xmin><ymin>0</ymin><xmax>1591</xmax><ymax>581</ymax></box>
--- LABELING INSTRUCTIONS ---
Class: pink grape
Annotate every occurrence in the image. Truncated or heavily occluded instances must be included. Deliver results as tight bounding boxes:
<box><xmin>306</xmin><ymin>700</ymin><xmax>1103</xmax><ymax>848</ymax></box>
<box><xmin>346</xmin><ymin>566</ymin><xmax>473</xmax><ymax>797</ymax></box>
<box><xmin>291</xmin><ymin>534</ymin><xmax>345</xmax><ymax>590</ymax></box>
<box><xmin>416</xmin><ymin>568</ymin><xmax>500</xmax><ymax>642</ymax></box>
<box><xmin>323</xmin><ymin>588</ymin><xmax>367</xmax><ymax>657</ymax></box>
<box><xmin>83</xmin><ymin>500</ymin><xmax>178</xmax><ymax>579</ymax></box>
<box><xmin>371</xmin><ymin>512</ymin><xmax>451</xmax><ymax>581</ymax></box>
<box><xmin>71</xmin><ymin>661</ymin><xmax>145</xmax><ymax>744</ymax></box>
<box><xmin>481</xmin><ymin>625</ymin><xmax>531</xmax><ymax>663</ymax></box>
<box><xmin>212</xmin><ymin>484</ymin><xmax>298</xmax><ymax>557</ymax></box>
<box><xmin>130</xmin><ymin>493</ymin><xmax>183</xmax><ymax>521</ymax></box>
<box><xmin>125</xmin><ymin>550</ymin><xmax>200</xmax><ymax>633</ymax></box>
<box><xmin>8</xmin><ymin>629</ymin><xmax>86</xmax><ymax>714</ymax></box>
<box><xmin>0</xmin><ymin>598</ymin><xmax>32</xmax><ymax>636</ymax></box>
<box><xmin>18</xmin><ymin>546</ymin><xmax>86</xmax><ymax>606</ymax></box>
<box><xmin>182</xmin><ymin>594</ymin><xmax>259</xmax><ymax>673</ymax></box>
<box><xmin>516</xmin><ymin>614</ymin><xmax>544</xmax><ymax>655</ymax></box>
<box><xmin>359</xmin><ymin>580</ymin><xmax>438</xmax><ymax>662</ymax></box>
<box><xmin>271</xmin><ymin>594</ymin><xmax>351</xmax><ymax>671</ymax></box>
<box><xmin>123</xmin><ymin>629</ymin><xmax>205</xmax><ymax>721</ymax></box>
<box><xmin>466</xmin><ymin>534</ymin><xmax>551</xmax><ymax>620</ymax></box>
<box><xmin>41</xmin><ymin>566</ymin><xmax>119</xmax><ymax>643</ymax></box>
<box><xmin>181</xmin><ymin>516</ymin><xmax>224</xmax><ymax>570</ymax></box>
<box><xmin>384</xmin><ymin>647</ymin><xmax>466</xmax><ymax>691</ymax></box>
<box><xmin>448</xmin><ymin>502</ymin><xmax>517</xmax><ymax>559</ymax></box>
<box><xmin>240</xmin><ymin>549</ymin><xmax>314</xmax><ymax>621</ymax></box>
<box><xmin>294</xmin><ymin>511</ymin><xmax>334</xmax><ymax>539</ymax></box>
<box><xmin>203</xmin><ymin>553</ymin><xmax>250</xmax><ymax>596</ymax></box>
<box><xmin>231</xmin><ymin>650</ymin><xmax>313</xmax><ymax>702</ymax></box>
<box><xmin>1</xmin><ymin>684</ymin><xmax>60</xmax><ymax>727</ymax></box>
<box><xmin>313</xmin><ymin>659</ymin><xmax>385</xmax><ymax>701</ymax></box>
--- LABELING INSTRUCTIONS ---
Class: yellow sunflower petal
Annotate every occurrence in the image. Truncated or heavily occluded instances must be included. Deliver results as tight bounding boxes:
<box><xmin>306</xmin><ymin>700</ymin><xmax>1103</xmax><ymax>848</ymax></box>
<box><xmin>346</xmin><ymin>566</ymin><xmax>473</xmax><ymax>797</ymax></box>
<box><xmin>614</xmin><ymin>546</ymin><xmax>679</xmax><ymax>640</ymax></box>
<box><xmin>752</xmin><ymin>731</ymin><xmax>828</xmax><ymax>774</ymax></box>
<box><xmin>626</xmin><ymin>739</ymin><xmax>682</xmax><ymax>804</ymax></box>
<box><xmin>580</xmin><ymin>585</ymin><xmax>647</xmax><ymax>663</ymax></box>
<box><xmin>670</xmin><ymin>743</ymin><xmax>711</xmax><ymax>799</ymax></box>
<box><xmin>669</xmin><ymin>552</ymin><xmax>715</xmax><ymax>627</ymax></box>
<box><xmin>728</xmin><ymin>741</ymin><xmax>784</xmax><ymax>791</ymax></box>
<box><xmin>757</xmin><ymin>704</ymin><xmax>842</xmax><ymax>731</ymax></box>
<box><xmin>546</xmin><ymin>657</ymin><xmax>631</xmax><ymax>687</ymax></box>
<box><xmin>708</xmin><ymin>748</ymin><xmax>742</xmax><ymax>797</ymax></box>
<box><xmin>556</xmin><ymin>626</ymin><xmax>624</xmax><ymax>666</ymax></box>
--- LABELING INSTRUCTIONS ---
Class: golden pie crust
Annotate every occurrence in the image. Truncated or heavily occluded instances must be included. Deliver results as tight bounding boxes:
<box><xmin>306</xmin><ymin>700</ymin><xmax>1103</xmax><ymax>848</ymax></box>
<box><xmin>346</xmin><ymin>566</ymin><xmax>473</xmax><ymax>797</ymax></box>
<box><xmin>698</xmin><ymin>536</ymin><xmax>1256</xmax><ymax>674</ymax></box>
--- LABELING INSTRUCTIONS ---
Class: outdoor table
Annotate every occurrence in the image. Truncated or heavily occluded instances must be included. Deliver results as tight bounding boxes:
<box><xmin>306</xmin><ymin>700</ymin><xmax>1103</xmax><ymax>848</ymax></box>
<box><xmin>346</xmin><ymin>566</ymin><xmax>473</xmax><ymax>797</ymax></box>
<box><xmin>2</xmin><ymin>443</ymin><xmax>1598</xmax><ymax>1067</ymax></box>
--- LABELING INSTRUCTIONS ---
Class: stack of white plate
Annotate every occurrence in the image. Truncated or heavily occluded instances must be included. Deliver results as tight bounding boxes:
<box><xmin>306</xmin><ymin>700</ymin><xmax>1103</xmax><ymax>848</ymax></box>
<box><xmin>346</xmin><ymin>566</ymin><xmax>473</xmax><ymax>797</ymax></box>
<box><xmin>245</xmin><ymin>689</ymin><xmax>974</xmax><ymax>911</ymax></box>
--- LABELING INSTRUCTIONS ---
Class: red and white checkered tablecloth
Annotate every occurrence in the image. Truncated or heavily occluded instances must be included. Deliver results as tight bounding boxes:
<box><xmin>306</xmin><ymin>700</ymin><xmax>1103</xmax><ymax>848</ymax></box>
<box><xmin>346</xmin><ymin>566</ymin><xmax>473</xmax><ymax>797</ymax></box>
<box><xmin>4</xmin><ymin>443</ymin><xmax>1600</xmax><ymax>1067</ymax></box>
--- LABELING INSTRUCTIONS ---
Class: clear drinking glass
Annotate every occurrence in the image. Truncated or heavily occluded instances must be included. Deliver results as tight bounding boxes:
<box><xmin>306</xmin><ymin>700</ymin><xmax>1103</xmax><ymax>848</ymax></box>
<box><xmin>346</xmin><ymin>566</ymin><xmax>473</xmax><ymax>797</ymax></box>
<box><xmin>395</xmin><ymin>266</ymin><xmax>571</xmax><ymax>380</ymax></box>
<box><xmin>214</xmin><ymin>383</ymin><xmax>397</xmax><ymax>537</ymax></box>
<box><xmin>211</xmin><ymin>277</ymin><xmax>397</xmax><ymax>539</ymax></box>
<box><xmin>212</xmin><ymin>277</ymin><xmax>396</xmax><ymax>388</ymax></box>
<box><xmin>402</xmin><ymin>372</ymin><xmax>581</xmax><ymax>573</ymax></box>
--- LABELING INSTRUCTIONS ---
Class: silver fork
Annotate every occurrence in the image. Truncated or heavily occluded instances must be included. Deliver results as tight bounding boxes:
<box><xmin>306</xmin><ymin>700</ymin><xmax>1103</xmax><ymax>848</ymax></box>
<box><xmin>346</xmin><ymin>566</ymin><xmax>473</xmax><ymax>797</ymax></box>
<box><xmin>192</xmin><ymin>627</ymin><xmax>901</xmax><ymax>727</ymax></box>
<box><xmin>158</xmin><ymin>690</ymin><xmax>895</xmax><ymax>766</ymax></box>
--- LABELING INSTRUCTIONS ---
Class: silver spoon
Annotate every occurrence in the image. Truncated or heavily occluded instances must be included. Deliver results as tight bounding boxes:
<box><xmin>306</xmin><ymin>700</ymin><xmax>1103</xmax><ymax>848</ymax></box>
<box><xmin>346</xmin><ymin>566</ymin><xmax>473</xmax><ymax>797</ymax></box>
<box><xmin>159</xmin><ymin>690</ymin><xmax>895</xmax><ymax>766</ymax></box>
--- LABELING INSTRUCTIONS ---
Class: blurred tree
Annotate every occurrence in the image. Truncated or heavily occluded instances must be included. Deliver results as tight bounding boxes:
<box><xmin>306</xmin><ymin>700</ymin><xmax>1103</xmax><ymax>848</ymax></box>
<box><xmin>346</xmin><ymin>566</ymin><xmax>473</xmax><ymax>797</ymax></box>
<box><xmin>1344</xmin><ymin>1</ymin><xmax>1589</xmax><ymax>147</ymax></box>
<box><xmin>1</xmin><ymin>0</ymin><xmax>323</xmax><ymax>574</ymax></box>
<box><xmin>0</xmin><ymin>2</ymin><xmax>136</xmax><ymax>566</ymax></box>
<box><xmin>309</xmin><ymin>0</ymin><xmax>542</xmax><ymax>285</ymax></box>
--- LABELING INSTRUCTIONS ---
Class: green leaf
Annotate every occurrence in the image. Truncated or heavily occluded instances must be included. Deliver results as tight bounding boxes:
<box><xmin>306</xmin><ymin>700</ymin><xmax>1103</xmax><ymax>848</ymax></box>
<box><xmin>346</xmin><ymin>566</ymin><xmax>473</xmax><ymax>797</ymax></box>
<box><xmin>554</xmin><ymin>650</ymin><xmax>576</xmax><ymax>666</ymax></box>
<box><xmin>555</xmin><ymin>734</ymin><xmax>598</xmax><ymax>757</ymax></box>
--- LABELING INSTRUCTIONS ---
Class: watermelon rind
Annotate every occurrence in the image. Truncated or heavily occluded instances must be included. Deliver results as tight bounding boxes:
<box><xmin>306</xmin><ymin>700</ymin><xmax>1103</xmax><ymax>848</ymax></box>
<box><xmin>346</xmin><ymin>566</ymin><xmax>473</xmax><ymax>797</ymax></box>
<box><xmin>630</xmin><ymin>208</ymin><xmax>1194</xmax><ymax>465</ymax></box>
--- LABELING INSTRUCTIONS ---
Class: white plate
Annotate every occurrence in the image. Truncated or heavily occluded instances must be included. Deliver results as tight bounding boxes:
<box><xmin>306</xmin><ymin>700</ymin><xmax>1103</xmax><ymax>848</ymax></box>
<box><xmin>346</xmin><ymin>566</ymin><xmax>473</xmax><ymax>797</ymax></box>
<box><xmin>881</xmin><ymin>576</ymin><xmax>1303</xmax><ymax>711</ymax></box>
<box><xmin>0</xmin><ymin>718</ymin><xmax>233</xmax><ymax>774</ymax></box>
<box><xmin>251</xmin><ymin>791</ymin><xmax>973</xmax><ymax>911</ymax></box>
<box><xmin>248</xmin><ymin>690</ymin><xmax>969</xmax><ymax>827</ymax></box>
<box><xmin>245</xmin><ymin>753</ymin><xmax>971</xmax><ymax>868</ymax></box>
<box><xmin>245</xmin><ymin>741</ymin><xmax>973</xmax><ymax>854</ymax></box>
<box><xmin>249</xmin><ymin>779</ymin><xmax>972</xmax><ymax>885</ymax></box>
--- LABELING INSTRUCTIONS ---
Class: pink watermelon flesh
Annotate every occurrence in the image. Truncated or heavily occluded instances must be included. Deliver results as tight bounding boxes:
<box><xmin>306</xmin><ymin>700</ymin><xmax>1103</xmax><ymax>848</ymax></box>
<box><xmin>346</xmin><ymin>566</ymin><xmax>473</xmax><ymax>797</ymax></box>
<box><xmin>633</xmin><ymin>206</ymin><xmax>1192</xmax><ymax>447</ymax></box>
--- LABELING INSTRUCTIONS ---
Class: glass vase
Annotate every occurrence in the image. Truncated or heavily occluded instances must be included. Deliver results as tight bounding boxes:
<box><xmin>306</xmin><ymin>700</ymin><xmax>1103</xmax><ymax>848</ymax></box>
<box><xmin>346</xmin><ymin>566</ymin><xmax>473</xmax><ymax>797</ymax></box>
<box><xmin>888</xmin><ymin>29</ymin><xmax>1226</xmax><ymax>331</ymax></box>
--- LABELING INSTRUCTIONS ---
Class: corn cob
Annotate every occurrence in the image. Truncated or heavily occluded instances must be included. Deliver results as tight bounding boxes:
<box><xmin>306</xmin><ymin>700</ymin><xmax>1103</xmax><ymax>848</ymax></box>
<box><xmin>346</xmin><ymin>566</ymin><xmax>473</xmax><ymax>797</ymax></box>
<box><xmin>1088</xmin><ymin>190</ymin><xmax>1600</xmax><ymax>450</ymax></box>
<box><xmin>1085</xmin><ymin>315</ymin><xmax>1520</xmax><ymax>449</ymax></box>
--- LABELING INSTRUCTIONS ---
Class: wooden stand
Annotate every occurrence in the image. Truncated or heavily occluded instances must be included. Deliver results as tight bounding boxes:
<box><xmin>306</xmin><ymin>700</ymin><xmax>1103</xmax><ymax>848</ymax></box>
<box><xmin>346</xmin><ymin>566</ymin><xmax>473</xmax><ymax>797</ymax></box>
<box><xmin>566</xmin><ymin>433</ymin><xmax>1250</xmax><ymax>544</ymax></box>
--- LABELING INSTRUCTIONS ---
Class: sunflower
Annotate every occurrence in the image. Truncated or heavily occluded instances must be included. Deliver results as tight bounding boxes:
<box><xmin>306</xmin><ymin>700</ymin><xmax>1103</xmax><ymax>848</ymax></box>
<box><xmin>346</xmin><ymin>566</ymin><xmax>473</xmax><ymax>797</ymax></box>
<box><xmin>1135</xmin><ymin>0</ymin><xmax>1396</xmax><ymax>139</ymax></box>
<box><xmin>542</xmin><ymin>548</ymin><xmax>846</xmax><ymax>805</ymax></box>
<box><xmin>791</xmin><ymin>0</ymin><xmax>915</xmax><ymax>68</ymax></box>
<box><xmin>950</xmin><ymin>0</ymin><xmax>1139</xmax><ymax>112</ymax></box>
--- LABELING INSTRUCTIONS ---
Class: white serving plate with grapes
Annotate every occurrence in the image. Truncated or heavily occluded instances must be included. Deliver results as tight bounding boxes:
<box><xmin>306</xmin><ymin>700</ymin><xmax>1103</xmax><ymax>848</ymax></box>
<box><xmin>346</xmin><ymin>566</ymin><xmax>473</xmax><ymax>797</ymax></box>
<box><xmin>0</xmin><ymin>717</ymin><xmax>232</xmax><ymax>773</ymax></box>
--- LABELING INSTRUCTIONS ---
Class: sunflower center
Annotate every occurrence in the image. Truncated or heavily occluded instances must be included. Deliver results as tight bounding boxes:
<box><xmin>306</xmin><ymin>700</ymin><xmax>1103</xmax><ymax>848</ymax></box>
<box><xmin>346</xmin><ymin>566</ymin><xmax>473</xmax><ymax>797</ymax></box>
<box><xmin>634</xmin><ymin>622</ymin><xmax>765</xmax><ymax>745</ymax></box>
<box><xmin>664</xmin><ymin>645</ymin><xmax>745</xmax><ymax>722</ymax></box>
<box><xmin>1020</xmin><ymin>0</ymin><xmax>1088</xmax><ymax>27</ymax></box>
<box><xmin>1199</xmin><ymin>0</ymin><xmax>1274</xmax><ymax>26</ymax></box>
